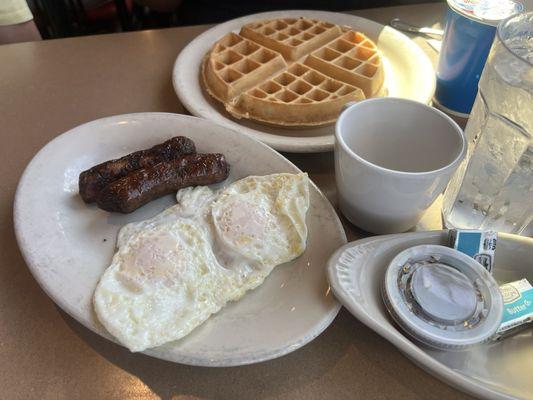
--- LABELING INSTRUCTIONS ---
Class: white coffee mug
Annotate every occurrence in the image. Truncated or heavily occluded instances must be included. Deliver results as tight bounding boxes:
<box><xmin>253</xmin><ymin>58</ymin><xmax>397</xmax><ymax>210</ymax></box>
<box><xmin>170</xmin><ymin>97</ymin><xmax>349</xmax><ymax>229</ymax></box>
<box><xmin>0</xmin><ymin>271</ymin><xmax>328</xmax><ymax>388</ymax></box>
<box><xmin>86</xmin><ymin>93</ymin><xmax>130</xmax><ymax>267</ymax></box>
<box><xmin>335</xmin><ymin>98</ymin><xmax>466</xmax><ymax>234</ymax></box>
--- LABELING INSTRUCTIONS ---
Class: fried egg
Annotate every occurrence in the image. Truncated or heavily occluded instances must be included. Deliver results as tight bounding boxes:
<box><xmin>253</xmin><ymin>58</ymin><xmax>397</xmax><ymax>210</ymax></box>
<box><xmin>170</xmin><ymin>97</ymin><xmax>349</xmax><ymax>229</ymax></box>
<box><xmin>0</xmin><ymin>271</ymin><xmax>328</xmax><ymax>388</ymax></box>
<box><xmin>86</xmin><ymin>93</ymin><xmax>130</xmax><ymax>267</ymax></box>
<box><xmin>93</xmin><ymin>173</ymin><xmax>309</xmax><ymax>352</ymax></box>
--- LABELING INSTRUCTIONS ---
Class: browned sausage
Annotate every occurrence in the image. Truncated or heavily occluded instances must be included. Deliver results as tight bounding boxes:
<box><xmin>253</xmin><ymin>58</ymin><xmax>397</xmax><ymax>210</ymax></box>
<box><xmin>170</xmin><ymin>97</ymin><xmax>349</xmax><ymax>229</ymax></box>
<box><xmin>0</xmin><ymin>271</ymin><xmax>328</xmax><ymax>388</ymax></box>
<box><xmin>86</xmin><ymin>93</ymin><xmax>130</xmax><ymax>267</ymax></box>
<box><xmin>79</xmin><ymin>136</ymin><xmax>196</xmax><ymax>203</ymax></box>
<box><xmin>96</xmin><ymin>153</ymin><xmax>230</xmax><ymax>213</ymax></box>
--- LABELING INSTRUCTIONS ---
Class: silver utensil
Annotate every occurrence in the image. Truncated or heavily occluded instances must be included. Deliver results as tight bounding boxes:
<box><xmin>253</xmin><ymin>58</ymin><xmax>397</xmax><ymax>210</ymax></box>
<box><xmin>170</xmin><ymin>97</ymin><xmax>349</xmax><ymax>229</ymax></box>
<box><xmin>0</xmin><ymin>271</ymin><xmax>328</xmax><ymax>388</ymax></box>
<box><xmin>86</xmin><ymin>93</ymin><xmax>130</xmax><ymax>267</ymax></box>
<box><xmin>426</xmin><ymin>38</ymin><xmax>442</xmax><ymax>52</ymax></box>
<box><xmin>390</xmin><ymin>18</ymin><xmax>444</xmax><ymax>38</ymax></box>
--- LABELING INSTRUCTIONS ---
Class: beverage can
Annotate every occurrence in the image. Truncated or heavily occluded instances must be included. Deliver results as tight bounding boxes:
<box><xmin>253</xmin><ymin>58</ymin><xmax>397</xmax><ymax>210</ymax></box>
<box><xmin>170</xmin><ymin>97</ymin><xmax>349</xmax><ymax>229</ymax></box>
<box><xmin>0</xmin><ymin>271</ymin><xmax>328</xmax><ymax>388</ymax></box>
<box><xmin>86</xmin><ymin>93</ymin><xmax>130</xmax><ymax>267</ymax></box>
<box><xmin>434</xmin><ymin>0</ymin><xmax>523</xmax><ymax>115</ymax></box>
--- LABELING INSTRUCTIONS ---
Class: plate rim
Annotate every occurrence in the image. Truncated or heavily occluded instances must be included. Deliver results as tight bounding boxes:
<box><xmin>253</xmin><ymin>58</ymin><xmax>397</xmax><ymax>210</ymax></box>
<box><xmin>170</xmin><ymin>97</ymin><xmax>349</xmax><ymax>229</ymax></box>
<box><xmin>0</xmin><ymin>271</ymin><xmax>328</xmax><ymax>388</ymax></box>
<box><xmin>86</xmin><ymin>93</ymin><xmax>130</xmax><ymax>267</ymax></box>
<box><xmin>172</xmin><ymin>9</ymin><xmax>436</xmax><ymax>153</ymax></box>
<box><xmin>327</xmin><ymin>230</ymin><xmax>528</xmax><ymax>400</ymax></box>
<box><xmin>13</xmin><ymin>112</ymin><xmax>346</xmax><ymax>366</ymax></box>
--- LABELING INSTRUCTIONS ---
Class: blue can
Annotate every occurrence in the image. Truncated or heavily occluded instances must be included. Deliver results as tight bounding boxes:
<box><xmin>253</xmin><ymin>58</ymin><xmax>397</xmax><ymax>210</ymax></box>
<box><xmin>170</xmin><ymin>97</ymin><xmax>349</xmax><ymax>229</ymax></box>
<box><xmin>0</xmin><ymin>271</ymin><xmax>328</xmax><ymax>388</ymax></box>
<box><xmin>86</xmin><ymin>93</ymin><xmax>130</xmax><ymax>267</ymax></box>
<box><xmin>434</xmin><ymin>0</ymin><xmax>523</xmax><ymax>116</ymax></box>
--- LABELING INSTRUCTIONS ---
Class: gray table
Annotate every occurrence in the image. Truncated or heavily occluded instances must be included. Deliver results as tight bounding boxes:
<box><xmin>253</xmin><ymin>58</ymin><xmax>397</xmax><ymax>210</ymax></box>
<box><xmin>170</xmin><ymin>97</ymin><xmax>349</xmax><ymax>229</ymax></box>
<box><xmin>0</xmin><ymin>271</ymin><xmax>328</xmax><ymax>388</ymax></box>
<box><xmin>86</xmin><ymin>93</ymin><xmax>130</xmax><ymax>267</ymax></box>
<box><xmin>0</xmin><ymin>3</ymin><xmax>472</xmax><ymax>399</ymax></box>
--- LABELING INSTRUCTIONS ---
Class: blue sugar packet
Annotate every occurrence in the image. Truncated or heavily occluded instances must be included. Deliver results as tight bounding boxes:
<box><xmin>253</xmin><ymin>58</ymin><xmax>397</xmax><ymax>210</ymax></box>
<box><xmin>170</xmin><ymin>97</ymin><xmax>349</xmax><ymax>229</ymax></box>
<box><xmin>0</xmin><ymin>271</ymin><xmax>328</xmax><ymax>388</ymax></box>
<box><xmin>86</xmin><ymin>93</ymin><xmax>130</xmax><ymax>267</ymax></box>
<box><xmin>449</xmin><ymin>230</ymin><xmax>533</xmax><ymax>339</ymax></box>
<box><xmin>449</xmin><ymin>229</ymin><xmax>497</xmax><ymax>273</ymax></box>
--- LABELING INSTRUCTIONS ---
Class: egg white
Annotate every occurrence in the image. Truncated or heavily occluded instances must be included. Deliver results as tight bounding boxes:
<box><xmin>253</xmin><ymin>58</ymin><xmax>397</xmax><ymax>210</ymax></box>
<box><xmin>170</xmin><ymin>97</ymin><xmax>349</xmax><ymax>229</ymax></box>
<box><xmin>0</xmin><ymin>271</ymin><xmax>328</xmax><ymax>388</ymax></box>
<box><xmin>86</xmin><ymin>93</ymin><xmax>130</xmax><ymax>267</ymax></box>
<box><xmin>93</xmin><ymin>173</ymin><xmax>310</xmax><ymax>352</ymax></box>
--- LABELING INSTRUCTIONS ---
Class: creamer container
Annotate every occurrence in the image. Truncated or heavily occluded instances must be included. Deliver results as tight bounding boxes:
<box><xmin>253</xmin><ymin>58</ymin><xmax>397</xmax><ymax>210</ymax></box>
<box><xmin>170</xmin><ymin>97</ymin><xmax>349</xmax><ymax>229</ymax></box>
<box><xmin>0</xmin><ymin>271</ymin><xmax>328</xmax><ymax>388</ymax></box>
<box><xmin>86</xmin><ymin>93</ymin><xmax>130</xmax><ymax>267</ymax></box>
<box><xmin>382</xmin><ymin>244</ymin><xmax>503</xmax><ymax>350</ymax></box>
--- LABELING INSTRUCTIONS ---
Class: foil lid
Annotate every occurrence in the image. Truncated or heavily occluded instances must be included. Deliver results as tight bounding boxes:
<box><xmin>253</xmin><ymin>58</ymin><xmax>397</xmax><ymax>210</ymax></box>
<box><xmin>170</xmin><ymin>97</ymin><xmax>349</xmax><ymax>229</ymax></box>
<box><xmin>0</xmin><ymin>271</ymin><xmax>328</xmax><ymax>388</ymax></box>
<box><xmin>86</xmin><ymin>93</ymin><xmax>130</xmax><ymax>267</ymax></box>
<box><xmin>382</xmin><ymin>245</ymin><xmax>503</xmax><ymax>351</ymax></box>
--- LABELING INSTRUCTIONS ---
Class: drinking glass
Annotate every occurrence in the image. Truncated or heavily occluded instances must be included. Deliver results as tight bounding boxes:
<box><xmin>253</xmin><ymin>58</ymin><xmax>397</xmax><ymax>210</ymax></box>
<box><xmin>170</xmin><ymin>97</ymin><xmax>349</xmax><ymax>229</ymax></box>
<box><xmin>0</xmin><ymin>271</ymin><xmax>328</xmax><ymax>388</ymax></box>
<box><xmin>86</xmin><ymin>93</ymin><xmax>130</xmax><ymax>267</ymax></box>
<box><xmin>442</xmin><ymin>12</ymin><xmax>533</xmax><ymax>235</ymax></box>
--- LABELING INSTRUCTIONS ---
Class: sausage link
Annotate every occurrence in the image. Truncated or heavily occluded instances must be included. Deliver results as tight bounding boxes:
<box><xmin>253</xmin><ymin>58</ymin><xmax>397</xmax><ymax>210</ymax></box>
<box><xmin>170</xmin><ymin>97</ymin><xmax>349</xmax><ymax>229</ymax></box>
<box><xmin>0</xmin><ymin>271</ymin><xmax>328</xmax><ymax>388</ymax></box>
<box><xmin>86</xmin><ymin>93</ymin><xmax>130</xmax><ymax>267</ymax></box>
<box><xmin>79</xmin><ymin>136</ymin><xmax>196</xmax><ymax>203</ymax></box>
<box><xmin>96</xmin><ymin>153</ymin><xmax>230</xmax><ymax>213</ymax></box>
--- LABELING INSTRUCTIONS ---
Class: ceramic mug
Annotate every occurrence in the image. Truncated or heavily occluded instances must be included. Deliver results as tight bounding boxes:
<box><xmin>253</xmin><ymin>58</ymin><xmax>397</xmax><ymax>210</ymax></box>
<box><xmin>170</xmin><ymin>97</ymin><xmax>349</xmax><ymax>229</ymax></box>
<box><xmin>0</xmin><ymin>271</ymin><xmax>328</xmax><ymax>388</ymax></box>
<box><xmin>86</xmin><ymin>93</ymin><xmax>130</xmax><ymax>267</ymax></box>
<box><xmin>334</xmin><ymin>98</ymin><xmax>466</xmax><ymax>234</ymax></box>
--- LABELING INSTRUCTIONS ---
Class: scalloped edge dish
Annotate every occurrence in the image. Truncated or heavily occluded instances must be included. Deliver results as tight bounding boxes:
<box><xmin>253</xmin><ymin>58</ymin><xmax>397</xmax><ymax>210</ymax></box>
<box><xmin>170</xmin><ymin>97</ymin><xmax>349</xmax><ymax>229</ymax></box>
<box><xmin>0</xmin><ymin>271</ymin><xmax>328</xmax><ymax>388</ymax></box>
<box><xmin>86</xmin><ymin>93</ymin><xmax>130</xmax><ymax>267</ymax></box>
<box><xmin>328</xmin><ymin>230</ymin><xmax>533</xmax><ymax>400</ymax></box>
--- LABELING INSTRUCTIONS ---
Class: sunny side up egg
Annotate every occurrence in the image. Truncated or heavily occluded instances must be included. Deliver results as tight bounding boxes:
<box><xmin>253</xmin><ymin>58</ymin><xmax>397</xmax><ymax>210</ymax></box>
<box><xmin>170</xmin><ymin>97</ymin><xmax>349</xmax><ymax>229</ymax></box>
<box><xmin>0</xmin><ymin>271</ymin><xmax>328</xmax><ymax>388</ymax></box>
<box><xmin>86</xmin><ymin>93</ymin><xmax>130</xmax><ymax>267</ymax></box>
<box><xmin>93</xmin><ymin>173</ymin><xmax>310</xmax><ymax>352</ymax></box>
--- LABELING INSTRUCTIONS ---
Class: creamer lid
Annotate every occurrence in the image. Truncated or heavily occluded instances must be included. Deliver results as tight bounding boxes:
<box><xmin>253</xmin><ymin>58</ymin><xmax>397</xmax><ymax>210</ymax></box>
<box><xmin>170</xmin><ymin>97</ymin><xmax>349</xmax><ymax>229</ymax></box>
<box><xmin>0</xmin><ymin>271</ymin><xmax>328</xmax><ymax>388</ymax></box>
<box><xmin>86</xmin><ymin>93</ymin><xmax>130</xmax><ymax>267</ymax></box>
<box><xmin>410</xmin><ymin>264</ymin><xmax>478</xmax><ymax>324</ymax></box>
<box><xmin>382</xmin><ymin>245</ymin><xmax>503</xmax><ymax>351</ymax></box>
<box><xmin>448</xmin><ymin>0</ymin><xmax>524</xmax><ymax>26</ymax></box>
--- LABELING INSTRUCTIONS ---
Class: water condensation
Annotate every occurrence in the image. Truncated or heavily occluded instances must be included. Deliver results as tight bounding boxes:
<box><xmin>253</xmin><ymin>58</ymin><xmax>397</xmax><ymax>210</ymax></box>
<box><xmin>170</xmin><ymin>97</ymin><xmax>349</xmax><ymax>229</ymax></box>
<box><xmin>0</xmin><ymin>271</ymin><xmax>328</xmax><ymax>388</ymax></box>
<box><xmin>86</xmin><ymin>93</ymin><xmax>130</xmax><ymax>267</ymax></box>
<box><xmin>443</xmin><ymin>13</ymin><xmax>533</xmax><ymax>235</ymax></box>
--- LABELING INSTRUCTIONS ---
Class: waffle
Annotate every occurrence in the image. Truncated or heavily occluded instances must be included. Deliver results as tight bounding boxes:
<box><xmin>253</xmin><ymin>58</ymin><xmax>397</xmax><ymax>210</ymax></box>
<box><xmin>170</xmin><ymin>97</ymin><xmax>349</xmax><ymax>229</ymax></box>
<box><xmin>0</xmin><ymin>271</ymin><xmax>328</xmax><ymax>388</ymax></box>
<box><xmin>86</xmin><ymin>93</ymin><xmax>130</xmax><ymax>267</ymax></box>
<box><xmin>202</xmin><ymin>17</ymin><xmax>384</xmax><ymax>127</ymax></box>
<box><xmin>240</xmin><ymin>18</ymin><xmax>342</xmax><ymax>62</ymax></box>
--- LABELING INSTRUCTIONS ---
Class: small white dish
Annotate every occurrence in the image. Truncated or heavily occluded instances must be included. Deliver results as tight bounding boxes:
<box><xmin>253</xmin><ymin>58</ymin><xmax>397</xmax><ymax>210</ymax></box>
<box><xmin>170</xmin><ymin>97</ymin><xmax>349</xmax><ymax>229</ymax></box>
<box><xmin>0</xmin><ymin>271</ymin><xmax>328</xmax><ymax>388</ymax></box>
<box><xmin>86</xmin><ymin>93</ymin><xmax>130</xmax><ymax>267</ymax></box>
<box><xmin>14</xmin><ymin>113</ymin><xmax>346</xmax><ymax>366</ymax></box>
<box><xmin>328</xmin><ymin>230</ymin><xmax>533</xmax><ymax>399</ymax></box>
<box><xmin>173</xmin><ymin>10</ymin><xmax>436</xmax><ymax>153</ymax></box>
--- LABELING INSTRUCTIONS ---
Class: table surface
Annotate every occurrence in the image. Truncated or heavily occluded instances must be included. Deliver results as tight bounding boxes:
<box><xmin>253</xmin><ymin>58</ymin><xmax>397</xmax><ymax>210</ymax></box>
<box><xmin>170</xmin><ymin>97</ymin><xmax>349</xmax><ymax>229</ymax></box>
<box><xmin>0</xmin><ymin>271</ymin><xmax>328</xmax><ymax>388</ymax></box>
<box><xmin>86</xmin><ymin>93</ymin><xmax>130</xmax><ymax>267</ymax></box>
<box><xmin>0</xmin><ymin>3</ymin><xmax>472</xmax><ymax>399</ymax></box>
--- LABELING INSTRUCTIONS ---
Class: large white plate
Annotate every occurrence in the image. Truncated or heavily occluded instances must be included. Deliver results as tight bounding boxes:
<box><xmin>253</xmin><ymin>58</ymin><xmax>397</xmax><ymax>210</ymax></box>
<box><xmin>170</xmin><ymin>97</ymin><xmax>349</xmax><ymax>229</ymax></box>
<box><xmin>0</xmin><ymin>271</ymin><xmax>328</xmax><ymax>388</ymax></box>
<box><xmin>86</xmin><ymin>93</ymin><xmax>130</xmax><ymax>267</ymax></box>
<box><xmin>328</xmin><ymin>231</ymin><xmax>533</xmax><ymax>400</ymax></box>
<box><xmin>173</xmin><ymin>10</ymin><xmax>435</xmax><ymax>153</ymax></box>
<box><xmin>14</xmin><ymin>113</ymin><xmax>345</xmax><ymax>366</ymax></box>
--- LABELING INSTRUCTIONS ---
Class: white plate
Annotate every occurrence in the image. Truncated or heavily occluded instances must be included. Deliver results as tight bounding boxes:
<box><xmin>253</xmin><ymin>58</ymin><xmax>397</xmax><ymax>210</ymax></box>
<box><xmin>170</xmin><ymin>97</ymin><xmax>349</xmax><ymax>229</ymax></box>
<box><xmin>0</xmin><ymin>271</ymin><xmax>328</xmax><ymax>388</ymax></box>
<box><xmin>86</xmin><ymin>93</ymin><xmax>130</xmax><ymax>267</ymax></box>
<box><xmin>173</xmin><ymin>10</ymin><xmax>436</xmax><ymax>153</ymax></box>
<box><xmin>14</xmin><ymin>113</ymin><xmax>345</xmax><ymax>366</ymax></box>
<box><xmin>328</xmin><ymin>231</ymin><xmax>533</xmax><ymax>400</ymax></box>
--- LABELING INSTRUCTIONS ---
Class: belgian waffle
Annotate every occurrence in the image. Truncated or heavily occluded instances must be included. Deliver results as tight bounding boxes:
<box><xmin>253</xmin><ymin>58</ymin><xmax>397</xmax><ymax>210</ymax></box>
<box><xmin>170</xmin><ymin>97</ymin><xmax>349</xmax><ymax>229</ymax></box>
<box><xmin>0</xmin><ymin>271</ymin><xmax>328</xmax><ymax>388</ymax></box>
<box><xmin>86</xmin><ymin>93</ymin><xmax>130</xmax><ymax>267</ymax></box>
<box><xmin>202</xmin><ymin>17</ymin><xmax>384</xmax><ymax>127</ymax></box>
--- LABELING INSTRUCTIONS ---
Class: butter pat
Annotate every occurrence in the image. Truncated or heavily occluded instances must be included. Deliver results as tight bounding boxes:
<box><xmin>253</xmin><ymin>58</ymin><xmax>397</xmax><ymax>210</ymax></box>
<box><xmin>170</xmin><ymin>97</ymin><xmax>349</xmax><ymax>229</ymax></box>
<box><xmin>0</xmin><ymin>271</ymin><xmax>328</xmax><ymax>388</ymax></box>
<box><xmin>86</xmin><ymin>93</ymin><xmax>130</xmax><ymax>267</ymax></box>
<box><xmin>449</xmin><ymin>229</ymin><xmax>497</xmax><ymax>273</ymax></box>
<box><xmin>497</xmin><ymin>279</ymin><xmax>533</xmax><ymax>336</ymax></box>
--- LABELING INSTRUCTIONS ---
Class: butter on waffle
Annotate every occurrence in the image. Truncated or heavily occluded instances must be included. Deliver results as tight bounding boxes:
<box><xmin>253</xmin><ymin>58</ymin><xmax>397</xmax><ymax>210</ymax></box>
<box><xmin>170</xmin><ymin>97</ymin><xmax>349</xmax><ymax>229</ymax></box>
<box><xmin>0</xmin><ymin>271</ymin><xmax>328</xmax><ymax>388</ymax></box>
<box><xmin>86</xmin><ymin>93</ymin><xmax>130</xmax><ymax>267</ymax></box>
<box><xmin>202</xmin><ymin>17</ymin><xmax>384</xmax><ymax>127</ymax></box>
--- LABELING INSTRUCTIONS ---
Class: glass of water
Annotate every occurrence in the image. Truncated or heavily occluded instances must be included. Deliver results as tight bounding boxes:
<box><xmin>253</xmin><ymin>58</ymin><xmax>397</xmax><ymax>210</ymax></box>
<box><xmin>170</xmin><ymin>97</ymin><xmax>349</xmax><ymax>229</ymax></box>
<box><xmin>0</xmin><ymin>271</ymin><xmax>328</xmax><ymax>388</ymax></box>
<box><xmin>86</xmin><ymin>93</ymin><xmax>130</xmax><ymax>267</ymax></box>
<box><xmin>442</xmin><ymin>12</ymin><xmax>532</xmax><ymax>235</ymax></box>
